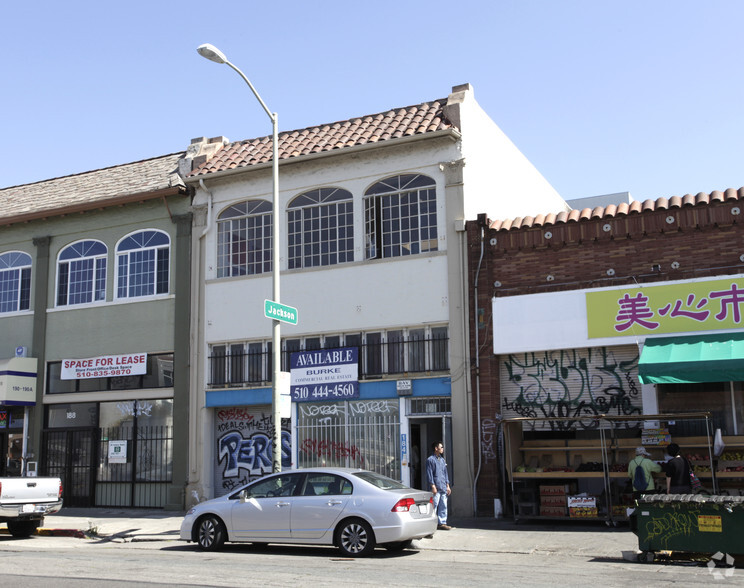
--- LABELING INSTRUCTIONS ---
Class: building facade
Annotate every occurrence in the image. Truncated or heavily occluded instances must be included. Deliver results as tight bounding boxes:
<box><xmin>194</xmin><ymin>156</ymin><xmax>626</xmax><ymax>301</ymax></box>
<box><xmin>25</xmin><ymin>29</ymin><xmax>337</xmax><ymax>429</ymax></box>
<box><xmin>469</xmin><ymin>188</ymin><xmax>744</xmax><ymax>518</ymax></box>
<box><xmin>183</xmin><ymin>84</ymin><xmax>568</xmax><ymax>516</ymax></box>
<box><xmin>0</xmin><ymin>154</ymin><xmax>192</xmax><ymax>509</ymax></box>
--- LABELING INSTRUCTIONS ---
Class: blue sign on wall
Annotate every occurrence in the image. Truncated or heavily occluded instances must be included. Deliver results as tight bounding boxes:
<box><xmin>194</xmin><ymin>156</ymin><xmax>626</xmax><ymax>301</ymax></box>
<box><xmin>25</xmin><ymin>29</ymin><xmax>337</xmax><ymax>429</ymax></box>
<box><xmin>290</xmin><ymin>347</ymin><xmax>359</xmax><ymax>402</ymax></box>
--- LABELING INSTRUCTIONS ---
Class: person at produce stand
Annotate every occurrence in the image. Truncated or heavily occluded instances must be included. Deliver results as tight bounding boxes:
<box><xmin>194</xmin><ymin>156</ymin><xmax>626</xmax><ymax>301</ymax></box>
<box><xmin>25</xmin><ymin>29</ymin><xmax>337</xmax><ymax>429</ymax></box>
<box><xmin>426</xmin><ymin>441</ymin><xmax>452</xmax><ymax>530</ymax></box>
<box><xmin>628</xmin><ymin>446</ymin><xmax>662</xmax><ymax>500</ymax></box>
<box><xmin>663</xmin><ymin>442</ymin><xmax>692</xmax><ymax>494</ymax></box>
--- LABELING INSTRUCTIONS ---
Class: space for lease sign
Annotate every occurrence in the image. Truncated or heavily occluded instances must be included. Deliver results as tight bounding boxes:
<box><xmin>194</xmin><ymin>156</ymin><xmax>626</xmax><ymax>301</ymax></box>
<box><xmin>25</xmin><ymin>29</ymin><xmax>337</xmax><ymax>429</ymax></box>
<box><xmin>61</xmin><ymin>353</ymin><xmax>148</xmax><ymax>380</ymax></box>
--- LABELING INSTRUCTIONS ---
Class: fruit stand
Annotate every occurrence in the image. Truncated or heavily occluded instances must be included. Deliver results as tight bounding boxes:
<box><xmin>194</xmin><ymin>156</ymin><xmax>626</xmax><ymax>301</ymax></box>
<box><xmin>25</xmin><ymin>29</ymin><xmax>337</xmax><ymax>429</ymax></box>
<box><xmin>504</xmin><ymin>413</ymin><xmax>718</xmax><ymax>523</ymax></box>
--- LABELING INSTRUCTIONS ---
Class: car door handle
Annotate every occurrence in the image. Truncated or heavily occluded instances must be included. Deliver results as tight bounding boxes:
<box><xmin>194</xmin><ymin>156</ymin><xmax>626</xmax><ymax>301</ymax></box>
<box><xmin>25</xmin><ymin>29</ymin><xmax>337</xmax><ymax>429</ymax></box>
<box><xmin>276</xmin><ymin>501</ymin><xmax>291</xmax><ymax>507</ymax></box>
<box><xmin>327</xmin><ymin>500</ymin><xmax>343</xmax><ymax>506</ymax></box>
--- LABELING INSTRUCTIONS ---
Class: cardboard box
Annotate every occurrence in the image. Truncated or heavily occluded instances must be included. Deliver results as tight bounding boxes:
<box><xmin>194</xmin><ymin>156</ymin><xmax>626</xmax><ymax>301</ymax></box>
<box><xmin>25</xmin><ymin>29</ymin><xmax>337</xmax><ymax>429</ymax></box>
<box><xmin>567</xmin><ymin>495</ymin><xmax>596</xmax><ymax>508</ymax></box>
<box><xmin>569</xmin><ymin>507</ymin><xmax>598</xmax><ymax>518</ymax></box>
<box><xmin>539</xmin><ymin>484</ymin><xmax>571</xmax><ymax>496</ymax></box>
<box><xmin>568</xmin><ymin>495</ymin><xmax>598</xmax><ymax>518</ymax></box>
<box><xmin>540</xmin><ymin>495</ymin><xmax>567</xmax><ymax>507</ymax></box>
<box><xmin>540</xmin><ymin>505</ymin><xmax>567</xmax><ymax>517</ymax></box>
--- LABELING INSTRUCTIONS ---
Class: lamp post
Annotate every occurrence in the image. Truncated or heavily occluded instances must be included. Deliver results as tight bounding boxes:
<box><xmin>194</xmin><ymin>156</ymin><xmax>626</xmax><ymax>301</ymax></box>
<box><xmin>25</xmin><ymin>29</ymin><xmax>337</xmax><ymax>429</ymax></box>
<box><xmin>197</xmin><ymin>43</ymin><xmax>283</xmax><ymax>473</ymax></box>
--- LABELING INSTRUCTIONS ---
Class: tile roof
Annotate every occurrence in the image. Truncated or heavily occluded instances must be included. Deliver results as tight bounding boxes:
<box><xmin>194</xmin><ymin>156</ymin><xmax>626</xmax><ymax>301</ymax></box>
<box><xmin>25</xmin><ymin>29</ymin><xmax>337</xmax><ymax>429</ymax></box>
<box><xmin>489</xmin><ymin>188</ymin><xmax>744</xmax><ymax>231</ymax></box>
<box><xmin>0</xmin><ymin>153</ymin><xmax>186</xmax><ymax>225</ymax></box>
<box><xmin>189</xmin><ymin>98</ymin><xmax>455</xmax><ymax>177</ymax></box>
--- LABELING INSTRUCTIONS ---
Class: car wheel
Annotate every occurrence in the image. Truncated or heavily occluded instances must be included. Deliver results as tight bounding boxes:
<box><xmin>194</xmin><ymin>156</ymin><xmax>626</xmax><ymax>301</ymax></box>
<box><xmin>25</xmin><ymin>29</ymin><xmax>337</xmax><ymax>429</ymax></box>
<box><xmin>196</xmin><ymin>515</ymin><xmax>226</xmax><ymax>551</ymax></box>
<box><xmin>7</xmin><ymin>520</ymin><xmax>39</xmax><ymax>538</ymax></box>
<box><xmin>336</xmin><ymin>518</ymin><xmax>375</xmax><ymax>557</ymax></box>
<box><xmin>383</xmin><ymin>539</ymin><xmax>413</xmax><ymax>552</ymax></box>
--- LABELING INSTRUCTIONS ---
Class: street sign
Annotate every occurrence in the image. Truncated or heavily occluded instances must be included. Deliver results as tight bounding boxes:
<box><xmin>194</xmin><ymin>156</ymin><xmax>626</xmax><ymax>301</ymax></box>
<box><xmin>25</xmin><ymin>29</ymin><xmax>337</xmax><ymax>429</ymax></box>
<box><xmin>264</xmin><ymin>299</ymin><xmax>298</xmax><ymax>325</ymax></box>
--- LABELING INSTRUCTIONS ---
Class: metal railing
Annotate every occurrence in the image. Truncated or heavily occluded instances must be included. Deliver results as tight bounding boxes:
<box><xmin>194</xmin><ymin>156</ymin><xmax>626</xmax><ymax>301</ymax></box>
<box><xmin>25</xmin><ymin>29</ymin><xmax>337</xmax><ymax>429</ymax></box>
<box><xmin>208</xmin><ymin>336</ymin><xmax>449</xmax><ymax>388</ymax></box>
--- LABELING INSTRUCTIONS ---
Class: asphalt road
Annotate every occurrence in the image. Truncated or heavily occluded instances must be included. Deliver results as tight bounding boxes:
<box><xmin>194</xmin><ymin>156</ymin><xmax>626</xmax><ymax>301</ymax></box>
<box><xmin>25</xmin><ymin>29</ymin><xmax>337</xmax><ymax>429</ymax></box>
<box><xmin>0</xmin><ymin>532</ymin><xmax>725</xmax><ymax>587</ymax></box>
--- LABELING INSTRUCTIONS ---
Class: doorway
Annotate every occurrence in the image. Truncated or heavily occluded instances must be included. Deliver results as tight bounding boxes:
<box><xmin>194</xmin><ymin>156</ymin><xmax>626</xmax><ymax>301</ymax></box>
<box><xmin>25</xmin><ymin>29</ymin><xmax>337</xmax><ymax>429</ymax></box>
<box><xmin>408</xmin><ymin>417</ymin><xmax>452</xmax><ymax>490</ymax></box>
<box><xmin>42</xmin><ymin>429</ymin><xmax>97</xmax><ymax>507</ymax></box>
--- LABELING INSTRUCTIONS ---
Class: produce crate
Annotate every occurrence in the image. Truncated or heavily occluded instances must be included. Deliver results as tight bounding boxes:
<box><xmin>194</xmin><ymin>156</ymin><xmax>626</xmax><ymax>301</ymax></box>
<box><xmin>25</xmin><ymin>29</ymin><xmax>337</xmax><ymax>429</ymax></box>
<box><xmin>540</xmin><ymin>505</ymin><xmax>567</xmax><ymax>517</ymax></box>
<box><xmin>540</xmin><ymin>484</ymin><xmax>571</xmax><ymax>496</ymax></box>
<box><xmin>568</xmin><ymin>495</ymin><xmax>597</xmax><ymax>518</ymax></box>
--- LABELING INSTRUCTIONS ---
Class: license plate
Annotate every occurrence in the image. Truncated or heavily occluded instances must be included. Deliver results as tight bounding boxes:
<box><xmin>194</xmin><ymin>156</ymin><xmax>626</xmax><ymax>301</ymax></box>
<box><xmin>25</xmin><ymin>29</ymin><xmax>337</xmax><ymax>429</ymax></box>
<box><xmin>418</xmin><ymin>504</ymin><xmax>428</xmax><ymax>514</ymax></box>
<box><xmin>22</xmin><ymin>504</ymin><xmax>35</xmax><ymax>513</ymax></box>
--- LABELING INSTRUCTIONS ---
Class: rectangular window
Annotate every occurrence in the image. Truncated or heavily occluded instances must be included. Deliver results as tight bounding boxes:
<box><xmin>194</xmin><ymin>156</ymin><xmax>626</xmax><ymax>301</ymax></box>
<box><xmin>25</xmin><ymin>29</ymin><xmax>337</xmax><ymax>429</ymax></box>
<box><xmin>387</xmin><ymin>330</ymin><xmax>404</xmax><ymax>373</ymax></box>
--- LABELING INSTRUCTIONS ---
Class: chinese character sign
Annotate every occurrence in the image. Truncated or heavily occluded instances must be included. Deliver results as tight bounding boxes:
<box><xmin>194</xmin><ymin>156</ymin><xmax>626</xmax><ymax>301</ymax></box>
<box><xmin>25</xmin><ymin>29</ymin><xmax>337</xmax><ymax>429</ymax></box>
<box><xmin>586</xmin><ymin>278</ymin><xmax>744</xmax><ymax>338</ymax></box>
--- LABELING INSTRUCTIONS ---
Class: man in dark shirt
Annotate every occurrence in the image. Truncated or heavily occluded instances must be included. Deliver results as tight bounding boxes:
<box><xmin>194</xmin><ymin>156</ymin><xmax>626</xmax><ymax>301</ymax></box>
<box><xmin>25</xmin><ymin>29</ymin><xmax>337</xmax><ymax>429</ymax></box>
<box><xmin>664</xmin><ymin>442</ymin><xmax>692</xmax><ymax>494</ymax></box>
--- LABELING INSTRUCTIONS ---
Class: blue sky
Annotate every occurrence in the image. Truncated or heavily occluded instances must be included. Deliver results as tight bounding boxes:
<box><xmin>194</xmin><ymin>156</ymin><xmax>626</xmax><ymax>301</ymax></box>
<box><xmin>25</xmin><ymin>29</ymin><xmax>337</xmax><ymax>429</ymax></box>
<box><xmin>3</xmin><ymin>1</ymin><xmax>743</xmax><ymax>208</ymax></box>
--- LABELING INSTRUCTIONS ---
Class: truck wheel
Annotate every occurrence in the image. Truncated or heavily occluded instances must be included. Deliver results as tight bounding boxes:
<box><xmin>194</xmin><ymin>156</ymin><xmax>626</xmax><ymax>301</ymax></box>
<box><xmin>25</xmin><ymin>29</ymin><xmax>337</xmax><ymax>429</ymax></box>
<box><xmin>7</xmin><ymin>520</ymin><xmax>40</xmax><ymax>538</ymax></box>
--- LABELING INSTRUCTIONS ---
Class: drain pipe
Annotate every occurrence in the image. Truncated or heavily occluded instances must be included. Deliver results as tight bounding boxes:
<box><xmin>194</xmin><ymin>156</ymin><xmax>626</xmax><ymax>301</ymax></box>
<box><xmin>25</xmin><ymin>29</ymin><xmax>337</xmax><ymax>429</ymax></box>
<box><xmin>199</xmin><ymin>179</ymin><xmax>213</xmax><ymax>239</ymax></box>
<box><xmin>472</xmin><ymin>216</ymin><xmax>486</xmax><ymax>515</ymax></box>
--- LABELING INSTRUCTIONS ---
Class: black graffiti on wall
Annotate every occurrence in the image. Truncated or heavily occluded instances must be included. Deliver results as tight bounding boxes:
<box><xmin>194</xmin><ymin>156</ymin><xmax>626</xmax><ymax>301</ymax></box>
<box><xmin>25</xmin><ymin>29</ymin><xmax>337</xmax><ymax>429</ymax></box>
<box><xmin>502</xmin><ymin>347</ymin><xmax>642</xmax><ymax>431</ymax></box>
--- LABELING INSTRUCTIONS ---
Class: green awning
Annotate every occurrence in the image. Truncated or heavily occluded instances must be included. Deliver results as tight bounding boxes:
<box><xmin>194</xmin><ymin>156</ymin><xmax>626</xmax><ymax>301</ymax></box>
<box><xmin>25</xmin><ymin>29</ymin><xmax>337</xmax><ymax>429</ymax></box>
<box><xmin>639</xmin><ymin>332</ymin><xmax>744</xmax><ymax>384</ymax></box>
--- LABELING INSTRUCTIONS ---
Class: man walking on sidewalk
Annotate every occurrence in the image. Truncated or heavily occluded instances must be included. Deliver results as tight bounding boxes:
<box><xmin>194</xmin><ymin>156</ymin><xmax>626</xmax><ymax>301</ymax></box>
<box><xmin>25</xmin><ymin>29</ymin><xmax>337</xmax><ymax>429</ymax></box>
<box><xmin>426</xmin><ymin>441</ymin><xmax>452</xmax><ymax>530</ymax></box>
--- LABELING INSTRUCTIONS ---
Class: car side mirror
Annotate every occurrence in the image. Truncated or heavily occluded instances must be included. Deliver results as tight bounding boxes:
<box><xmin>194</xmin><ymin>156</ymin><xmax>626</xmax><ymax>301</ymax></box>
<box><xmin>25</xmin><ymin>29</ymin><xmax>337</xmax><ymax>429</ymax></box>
<box><xmin>239</xmin><ymin>489</ymin><xmax>248</xmax><ymax>502</ymax></box>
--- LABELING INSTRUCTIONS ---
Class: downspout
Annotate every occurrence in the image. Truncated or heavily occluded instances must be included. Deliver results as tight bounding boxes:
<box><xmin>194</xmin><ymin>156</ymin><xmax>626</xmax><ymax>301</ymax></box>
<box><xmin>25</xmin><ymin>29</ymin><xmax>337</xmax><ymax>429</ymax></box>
<box><xmin>188</xmin><ymin>178</ymin><xmax>213</xmax><ymax>498</ymax></box>
<box><xmin>199</xmin><ymin>179</ymin><xmax>213</xmax><ymax>239</ymax></box>
<box><xmin>472</xmin><ymin>221</ymin><xmax>486</xmax><ymax>515</ymax></box>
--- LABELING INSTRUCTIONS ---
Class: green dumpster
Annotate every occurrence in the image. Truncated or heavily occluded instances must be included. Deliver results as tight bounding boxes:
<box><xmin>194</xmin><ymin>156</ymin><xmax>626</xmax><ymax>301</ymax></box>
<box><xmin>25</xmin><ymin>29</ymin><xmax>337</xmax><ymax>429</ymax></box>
<box><xmin>630</xmin><ymin>494</ymin><xmax>744</xmax><ymax>562</ymax></box>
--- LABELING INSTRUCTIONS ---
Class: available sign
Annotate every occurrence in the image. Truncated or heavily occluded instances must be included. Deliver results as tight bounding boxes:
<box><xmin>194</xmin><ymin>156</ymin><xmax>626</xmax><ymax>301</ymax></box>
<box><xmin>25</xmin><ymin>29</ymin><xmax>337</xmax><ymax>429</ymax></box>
<box><xmin>108</xmin><ymin>440</ymin><xmax>127</xmax><ymax>464</ymax></box>
<box><xmin>290</xmin><ymin>347</ymin><xmax>359</xmax><ymax>402</ymax></box>
<box><xmin>61</xmin><ymin>353</ymin><xmax>148</xmax><ymax>380</ymax></box>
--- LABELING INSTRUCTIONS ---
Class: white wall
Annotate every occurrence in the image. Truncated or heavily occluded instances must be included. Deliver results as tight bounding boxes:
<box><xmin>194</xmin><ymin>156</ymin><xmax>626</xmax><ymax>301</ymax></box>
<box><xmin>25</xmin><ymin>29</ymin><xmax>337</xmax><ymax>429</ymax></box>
<box><xmin>453</xmin><ymin>86</ymin><xmax>568</xmax><ymax>222</ymax></box>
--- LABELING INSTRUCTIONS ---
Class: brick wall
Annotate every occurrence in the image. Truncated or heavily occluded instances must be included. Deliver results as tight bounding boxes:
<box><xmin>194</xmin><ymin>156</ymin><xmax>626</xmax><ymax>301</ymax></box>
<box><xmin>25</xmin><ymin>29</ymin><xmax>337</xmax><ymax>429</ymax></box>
<box><xmin>466</xmin><ymin>198</ymin><xmax>744</xmax><ymax>514</ymax></box>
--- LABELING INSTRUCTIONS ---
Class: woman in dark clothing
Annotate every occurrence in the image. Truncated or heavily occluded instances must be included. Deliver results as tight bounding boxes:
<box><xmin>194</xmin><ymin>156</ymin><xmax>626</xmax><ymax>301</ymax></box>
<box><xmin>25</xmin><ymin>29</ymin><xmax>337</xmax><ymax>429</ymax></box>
<box><xmin>664</xmin><ymin>442</ymin><xmax>692</xmax><ymax>494</ymax></box>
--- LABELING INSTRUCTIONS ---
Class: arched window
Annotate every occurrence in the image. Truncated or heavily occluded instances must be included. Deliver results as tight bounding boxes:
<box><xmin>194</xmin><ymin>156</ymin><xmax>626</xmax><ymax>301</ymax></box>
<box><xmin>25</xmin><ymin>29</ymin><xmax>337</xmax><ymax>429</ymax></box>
<box><xmin>57</xmin><ymin>240</ymin><xmax>107</xmax><ymax>306</ymax></box>
<box><xmin>0</xmin><ymin>251</ymin><xmax>31</xmax><ymax>313</ymax></box>
<box><xmin>288</xmin><ymin>187</ymin><xmax>353</xmax><ymax>269</ymax></box>
<box><xmin>217</xmin><ymin>200</ymin><xmax>272</xmax><ymax>277</ymax></box>
<box><xmin>116</xmin><ymin>230</ymin><xmax>170</xmax><ymax>298</ymax></box>
<box><xmin>364</xmin><ymin>174</ymin><xmax>438</xmax><ymax>259</ymax></box>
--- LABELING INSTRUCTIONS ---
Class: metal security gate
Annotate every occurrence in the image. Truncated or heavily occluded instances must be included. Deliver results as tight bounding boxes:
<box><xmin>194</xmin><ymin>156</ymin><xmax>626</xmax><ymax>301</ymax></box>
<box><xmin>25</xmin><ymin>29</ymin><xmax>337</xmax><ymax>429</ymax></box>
<box><xmin>97</xmin><ymin>425</ymin><xmax>173</xmax><ymax>508</ymax></box>
<box><xmin>42</xmin><ymin>429</ymin><xmax>97</xmax><ymax>507</ymax></box>
<box><xmin>296</xmin><ymin>399</ymin><xmax>401</xmax><ymax>480</ymax></box>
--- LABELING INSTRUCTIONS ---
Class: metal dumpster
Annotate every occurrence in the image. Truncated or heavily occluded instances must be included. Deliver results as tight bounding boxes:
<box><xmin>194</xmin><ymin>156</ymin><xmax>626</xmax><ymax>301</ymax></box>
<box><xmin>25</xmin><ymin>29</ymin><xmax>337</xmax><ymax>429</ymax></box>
<box><xmin>630</xmin><ymin>494</ymin><xmax>744</xmax><ymax>562</ymax></box>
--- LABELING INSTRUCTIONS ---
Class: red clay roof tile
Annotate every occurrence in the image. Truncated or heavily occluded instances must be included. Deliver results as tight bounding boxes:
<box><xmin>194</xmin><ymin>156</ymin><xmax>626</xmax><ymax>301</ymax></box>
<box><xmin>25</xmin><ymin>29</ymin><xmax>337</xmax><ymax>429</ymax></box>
<box><xmin>189</xmin><ymin>98</ymin><xmax>454</xmax><ymax>177</ymax></box>
<box><xmin>488</xmin><ymin>187</ymin><xmax>744</xmax><ymax>232</ymax></box>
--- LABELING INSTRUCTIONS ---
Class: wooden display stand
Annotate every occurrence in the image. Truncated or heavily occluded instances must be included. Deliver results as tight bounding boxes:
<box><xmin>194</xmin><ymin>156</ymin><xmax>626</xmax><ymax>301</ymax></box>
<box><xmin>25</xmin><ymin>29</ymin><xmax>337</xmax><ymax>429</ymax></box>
<box><xmin>503</xmin><ymin>412</ymin><xmax>730</xmax><ymax>523</ymax></box>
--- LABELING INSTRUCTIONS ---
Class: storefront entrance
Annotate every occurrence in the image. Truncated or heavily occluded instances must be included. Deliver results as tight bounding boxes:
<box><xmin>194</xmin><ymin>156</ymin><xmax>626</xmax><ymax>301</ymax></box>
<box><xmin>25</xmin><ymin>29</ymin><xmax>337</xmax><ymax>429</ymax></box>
<box><xmin>42</xmin><ymin>428</ymin><xmax>97</xmax><ymax>507</ymax></box>
<box><xmin>407</xmin><ymin>416</ymin><xmax>453</xmax><ymax>490</ymax></box>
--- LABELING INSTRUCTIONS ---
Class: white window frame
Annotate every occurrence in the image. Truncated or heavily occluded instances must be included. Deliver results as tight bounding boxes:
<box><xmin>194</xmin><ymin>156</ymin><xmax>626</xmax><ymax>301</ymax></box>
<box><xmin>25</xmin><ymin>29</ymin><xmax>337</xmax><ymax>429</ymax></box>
<box><xmin>287</xmin><ymin>187</ymin><xmax>354</xmax><ymax>269</ymax></box>
<box><xmin>364</xmin><ymin>174</ymin><xmax>438</xmax><ymax>260</ymax></box>
<box><xmin>216</xmin><ymin>200</ymin><xmax>272</xmax><ymax>278</ymax></box>
<box><xmin>56</xmin><ymin>240</ymin><xmax>107</xmax><ymax>307</ymax></box>
<box><xmin>115</xmin><ymin>229</ymin><xmax>170</xmax><ymax>300</ymax></box>
<box><xmin>0</xmin><ymin>251</ymin><xmax>32</xmax><ymax>313</ymax></box>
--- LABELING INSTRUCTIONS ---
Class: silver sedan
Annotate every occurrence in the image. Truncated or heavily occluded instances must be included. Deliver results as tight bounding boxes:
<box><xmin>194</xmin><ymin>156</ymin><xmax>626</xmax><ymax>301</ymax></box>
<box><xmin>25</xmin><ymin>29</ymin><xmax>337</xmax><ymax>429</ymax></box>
<box><xmin>180</xmin><ymin>467</ymin><xmax>436</xmax><ymax>557</ymax></box>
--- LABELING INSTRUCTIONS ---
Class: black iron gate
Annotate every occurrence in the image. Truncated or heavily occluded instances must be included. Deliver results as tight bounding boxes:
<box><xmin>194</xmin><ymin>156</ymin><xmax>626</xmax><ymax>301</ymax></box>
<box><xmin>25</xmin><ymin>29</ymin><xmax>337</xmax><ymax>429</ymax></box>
<box><xmin>42</xmin><ymin>429</ymin><xmax>97</xmax><ymax>507</ymax></box>
<box><xmin>96</xmin><ymin>424</ymin><xmax>173</xmax><ymax>508</ymax></box>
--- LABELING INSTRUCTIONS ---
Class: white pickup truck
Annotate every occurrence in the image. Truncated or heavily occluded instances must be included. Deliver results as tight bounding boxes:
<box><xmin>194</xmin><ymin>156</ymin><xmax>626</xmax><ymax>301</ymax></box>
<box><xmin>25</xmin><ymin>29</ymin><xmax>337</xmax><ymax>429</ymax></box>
<box><xmin>0</xmin><ymin>477</ymin><xmax>63</xmax><ymax>537</ymax></box>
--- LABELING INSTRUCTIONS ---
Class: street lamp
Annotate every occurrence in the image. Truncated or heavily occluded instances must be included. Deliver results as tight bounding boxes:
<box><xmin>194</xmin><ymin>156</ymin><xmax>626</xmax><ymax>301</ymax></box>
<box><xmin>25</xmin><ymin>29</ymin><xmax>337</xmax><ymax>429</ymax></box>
<box><xmin>197</xmin><ymin>43</ymin><xmax>283</xmax><ymax>473</ymax></box>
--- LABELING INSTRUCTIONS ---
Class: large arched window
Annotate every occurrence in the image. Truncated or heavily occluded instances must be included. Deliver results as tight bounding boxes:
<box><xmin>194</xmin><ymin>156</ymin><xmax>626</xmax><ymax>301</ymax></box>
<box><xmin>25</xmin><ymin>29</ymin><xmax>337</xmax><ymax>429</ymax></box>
<box><xmin>288</xmin><ymin>187</ymin><xmax>353</xmax><ymax>269</ymax></box>
<box><xmin>116</xmin><ymin>230</ymin><xmax>170</xmax><ymax>299</ymax></box>
<box><xmin>56</xmin><ymin>240</ymin><xmax>107</xmax><ymax>306</ymax></box>
<box><xmin>364</xmin><ymin>174</ymin><xmax>438</xmax><ymax>259</ymax></box>
<box><xmin>217</xmin><ymin>200</ymin><xmax>272</xmax><ymax>277</ymax></box>
<box><xmin>0</xmin><ymin>251</ymin><xmax>31</xmax><ymax>313</ymax></box>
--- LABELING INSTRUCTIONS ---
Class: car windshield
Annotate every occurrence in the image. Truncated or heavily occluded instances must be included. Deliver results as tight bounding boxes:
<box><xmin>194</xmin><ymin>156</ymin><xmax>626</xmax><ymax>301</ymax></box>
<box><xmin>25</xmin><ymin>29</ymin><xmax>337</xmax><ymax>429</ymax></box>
<box><xmin>352</xmin><ymin>471</ymin><xmax>408</xmax><ymax>490</ymax></box>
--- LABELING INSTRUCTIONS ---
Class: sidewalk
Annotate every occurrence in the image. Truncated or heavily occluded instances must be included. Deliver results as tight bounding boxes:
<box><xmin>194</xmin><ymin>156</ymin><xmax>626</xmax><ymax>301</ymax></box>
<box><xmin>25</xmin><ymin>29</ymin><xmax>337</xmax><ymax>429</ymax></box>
<box><xmin>28</xmin><ymin>508</ymin><xmax>640</xmax><ymax>558</ymax></box>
